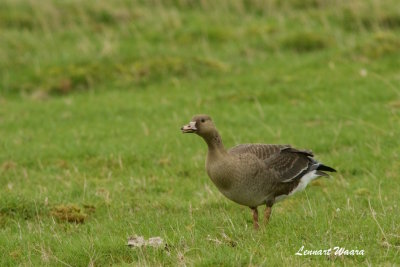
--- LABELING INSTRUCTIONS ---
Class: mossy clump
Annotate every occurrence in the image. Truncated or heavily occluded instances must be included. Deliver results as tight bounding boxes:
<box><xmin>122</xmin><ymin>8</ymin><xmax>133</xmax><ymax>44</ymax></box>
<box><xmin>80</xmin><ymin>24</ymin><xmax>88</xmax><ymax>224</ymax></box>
<box><xmin>46</xmin><ymin>64</ymin><xmax>105</xmax><ymax>95</ymax></box>
<box><xmin>280</xmin><ymin>32</ymin><xmax>330</xmax><ymax>53</ymax></box>
<box><xmin>340</xmin><ymin>7</ymin><xmax>400</xmax><ymax>32</ymax></box>
<box><xmin>117</xmin><ymin>56</ymin><xmax>228</xmax><ymax>86</ymax></box>
<box><xmin>51</xmin><ymin>204</ymin><xmax>87</xmax><ymax>223</ymax></box>
<box><xmin>379</xmin><ymin>13</ymin><xmax>400</xmax><ymax>30</ymax></box>
<box><xmin>83</xmin><ymin>204</ymin><xmax>96</xmax><ymax>214</ymax></box>
<box><xmin>359</xmin><ymin>32</ymin><xmax>400</xmax><ymax>58</ymax></box>
<box><xmin>340</xmin><ymin>8</ymin><xmax>374</xmax><ymax>32</ymax></box>
<box><xmin>0</xmin><ymin>195</ymin><xmax>46</xmax><ymax>220</ymax></box>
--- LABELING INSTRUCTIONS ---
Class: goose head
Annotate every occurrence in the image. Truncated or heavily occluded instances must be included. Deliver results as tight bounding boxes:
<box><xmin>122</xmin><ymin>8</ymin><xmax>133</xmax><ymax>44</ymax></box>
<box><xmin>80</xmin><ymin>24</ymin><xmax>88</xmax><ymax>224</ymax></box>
<box><xmin>181</xmin><ymin>114</ymin><xmax>216</xmax><ymax>139</ymax></box>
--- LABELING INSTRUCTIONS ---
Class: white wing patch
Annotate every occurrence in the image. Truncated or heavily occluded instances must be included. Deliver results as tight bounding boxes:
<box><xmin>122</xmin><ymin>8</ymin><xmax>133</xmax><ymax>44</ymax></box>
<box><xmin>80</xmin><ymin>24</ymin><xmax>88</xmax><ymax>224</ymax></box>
<box><xmin>281</xmin><ymin>165</ymin><xmax>308</xmax><ymax>183</ymax></box>
<box><xmin>274</xmin><ymin>170</ymin><xmax>320</xmax><ymax>202</ymax></box>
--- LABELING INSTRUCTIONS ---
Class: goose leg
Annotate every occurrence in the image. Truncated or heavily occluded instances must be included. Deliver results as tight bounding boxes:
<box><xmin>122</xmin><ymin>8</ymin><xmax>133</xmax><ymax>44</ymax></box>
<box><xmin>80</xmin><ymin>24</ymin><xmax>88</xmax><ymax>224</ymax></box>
<box><xmin>251</xmin><ymin>207</ymin><xmax>259</xmax><ymax>230</ymax></box>
<box><xmin>264</xmin><ymin>205</ymin><xmax>272</xmax><ymax>225</ymax></box>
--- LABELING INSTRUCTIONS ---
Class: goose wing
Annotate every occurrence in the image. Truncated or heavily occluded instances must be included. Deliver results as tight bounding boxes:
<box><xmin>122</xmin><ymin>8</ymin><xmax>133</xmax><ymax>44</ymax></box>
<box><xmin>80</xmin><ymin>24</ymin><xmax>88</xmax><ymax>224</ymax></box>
<box><xmin>228</xmin><ymin>143</ymin><xmax>288</xmax><ymax>161</ymax></box>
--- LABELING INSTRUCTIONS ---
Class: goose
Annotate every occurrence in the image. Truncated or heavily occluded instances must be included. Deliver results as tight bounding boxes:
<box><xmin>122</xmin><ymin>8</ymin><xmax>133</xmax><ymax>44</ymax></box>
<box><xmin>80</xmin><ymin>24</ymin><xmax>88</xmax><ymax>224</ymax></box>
<box><xmin>181</xmin><ymin>114</ymin><xmax>336</xmax><ymax>229</ymax></box>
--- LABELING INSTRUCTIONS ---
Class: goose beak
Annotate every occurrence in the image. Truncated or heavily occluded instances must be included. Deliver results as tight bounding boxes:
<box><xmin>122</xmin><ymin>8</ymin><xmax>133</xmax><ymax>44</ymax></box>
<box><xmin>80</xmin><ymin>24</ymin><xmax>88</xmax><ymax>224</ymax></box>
<box><xmin>181</xmin><ymin>121</ymin><xmax>197</xmax><ymax>133</ymax></box>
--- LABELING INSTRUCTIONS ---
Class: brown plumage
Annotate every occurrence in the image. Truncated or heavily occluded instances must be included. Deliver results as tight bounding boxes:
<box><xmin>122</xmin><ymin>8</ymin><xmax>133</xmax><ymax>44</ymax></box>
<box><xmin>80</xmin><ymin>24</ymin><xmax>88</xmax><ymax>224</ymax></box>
<box><xmin>181</xmin><ymin>114</ymin><xmax>336</xmax><ymax>229</ymax></box>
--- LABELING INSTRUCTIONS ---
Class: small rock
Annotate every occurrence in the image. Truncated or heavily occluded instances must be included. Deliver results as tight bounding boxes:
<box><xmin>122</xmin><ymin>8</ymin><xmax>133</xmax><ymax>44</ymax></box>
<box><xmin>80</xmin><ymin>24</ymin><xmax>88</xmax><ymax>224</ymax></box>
<box><xmin>147</xmin><ymin>237</ymin><xmax>164</xmax><ymax>247</ymax></box>
<box><xmin>127</xmin><ymin>236</ymin><xmax>164</xmax><ymax>248</ymax></box>
<box><xmin>359</xmin><ymin>69</ymin><xmax>368</xmax><ymax>77</ymax></box>
<box><xmin>127</xmin><ymin>236</ymin><xmax>146</xmax><ymax>247</ymax></box>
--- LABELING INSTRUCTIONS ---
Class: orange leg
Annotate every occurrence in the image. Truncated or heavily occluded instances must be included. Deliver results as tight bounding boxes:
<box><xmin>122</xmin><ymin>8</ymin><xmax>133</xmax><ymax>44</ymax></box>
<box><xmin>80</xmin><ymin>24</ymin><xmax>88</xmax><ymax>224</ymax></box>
<box><xmin>252</xmin><ymin>208</ymin><xmax>259</xmax><ymax>230</ymax></box>
<box><xmin>264</xmin><ymin>205</ymin><xmax>272</xmax><ymax>225</ymax></box>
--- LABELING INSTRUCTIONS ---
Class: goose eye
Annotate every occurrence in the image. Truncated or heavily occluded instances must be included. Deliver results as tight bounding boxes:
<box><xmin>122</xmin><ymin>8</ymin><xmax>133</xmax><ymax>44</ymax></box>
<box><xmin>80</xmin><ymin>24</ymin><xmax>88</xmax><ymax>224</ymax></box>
<box><xmin>201</xmin><ymin>119</ymin><xmax>205</xmax><ymax>123</ymax></box>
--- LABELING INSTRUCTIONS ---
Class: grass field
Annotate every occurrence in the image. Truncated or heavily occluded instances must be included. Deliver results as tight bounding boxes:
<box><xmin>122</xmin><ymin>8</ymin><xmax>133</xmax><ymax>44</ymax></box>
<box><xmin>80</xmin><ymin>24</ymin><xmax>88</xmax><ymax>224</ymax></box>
<box><xmin>1</xmin><ymin>0</ymin><xmax>400</xmax><ymax>265</ymax></box>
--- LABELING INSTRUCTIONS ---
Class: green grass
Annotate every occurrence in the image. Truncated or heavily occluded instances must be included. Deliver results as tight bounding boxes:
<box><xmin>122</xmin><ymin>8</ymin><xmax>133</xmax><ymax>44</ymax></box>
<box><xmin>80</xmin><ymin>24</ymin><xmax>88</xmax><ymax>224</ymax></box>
<box><xmin>1</xmin><ymin>0</ymin><xmax>400</xmax><ymax>265</ymax></box>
